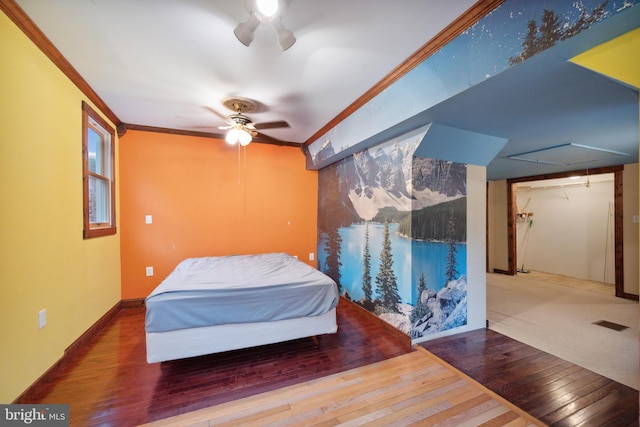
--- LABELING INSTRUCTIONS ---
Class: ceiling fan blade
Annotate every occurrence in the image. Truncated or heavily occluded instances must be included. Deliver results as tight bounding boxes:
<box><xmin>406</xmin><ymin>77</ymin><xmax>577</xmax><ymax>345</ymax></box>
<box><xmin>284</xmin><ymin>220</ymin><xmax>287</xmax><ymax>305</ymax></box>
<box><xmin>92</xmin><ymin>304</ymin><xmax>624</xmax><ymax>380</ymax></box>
<box><xmin>204</xmin><ymin>106</ymin><xmax>229</xmax><ymax>121</ymax></box>
<box><xmin>253</xmin><ymin>131</ymin><xmax>300</xmax><ymax>147</ymax></box>
<box><xmin>181</xmin><ymin>129</ymin><xmax>229</xmax><ymax>140</ymax></box>
<box><xmin>190</xmin><ymin>124</ymin><xmax>232</xmax><ymax>131</ymax></box>
<box><xmin>253</xmin><ymin>120</ymin><xmax>290</xmax><ymax>130</ymax></box>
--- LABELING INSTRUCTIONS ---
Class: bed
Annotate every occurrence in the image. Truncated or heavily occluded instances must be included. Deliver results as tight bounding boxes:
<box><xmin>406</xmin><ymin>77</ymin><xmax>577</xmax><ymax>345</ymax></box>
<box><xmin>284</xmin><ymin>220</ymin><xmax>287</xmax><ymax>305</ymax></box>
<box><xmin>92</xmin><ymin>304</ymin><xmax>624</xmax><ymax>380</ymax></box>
<box><xmin>144</xmin><ymin>252</ymin><xmax>339</xmax><ymax>363</ymax></box>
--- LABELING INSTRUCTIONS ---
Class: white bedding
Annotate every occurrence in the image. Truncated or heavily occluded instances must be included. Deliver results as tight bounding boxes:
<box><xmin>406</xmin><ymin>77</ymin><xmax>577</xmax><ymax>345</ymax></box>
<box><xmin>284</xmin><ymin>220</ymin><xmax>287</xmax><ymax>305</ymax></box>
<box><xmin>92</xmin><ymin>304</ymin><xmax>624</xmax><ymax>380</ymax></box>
<box><xmin>145</xmin><ymin>253</ymin><xmax>339</xmax><ymax>333</ymax></box>
<box><xmin>144</xmin><ymin>253</ymin><xmax>340</xmax><ymax>363</ymax></box>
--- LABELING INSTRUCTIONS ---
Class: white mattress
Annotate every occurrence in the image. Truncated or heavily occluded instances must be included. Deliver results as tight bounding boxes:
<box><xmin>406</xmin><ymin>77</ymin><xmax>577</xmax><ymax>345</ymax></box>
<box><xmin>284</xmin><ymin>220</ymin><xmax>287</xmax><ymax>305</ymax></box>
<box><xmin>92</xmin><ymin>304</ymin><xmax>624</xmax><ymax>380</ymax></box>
<box><xmin>146</xmin><ymin>308</ymin><xmax>338</xmax><ymax>363</ymax></box>
<box><xmin>145</xmin><ymin>253</ymin><xmax>339</xmax><ymax>332</ymax></box>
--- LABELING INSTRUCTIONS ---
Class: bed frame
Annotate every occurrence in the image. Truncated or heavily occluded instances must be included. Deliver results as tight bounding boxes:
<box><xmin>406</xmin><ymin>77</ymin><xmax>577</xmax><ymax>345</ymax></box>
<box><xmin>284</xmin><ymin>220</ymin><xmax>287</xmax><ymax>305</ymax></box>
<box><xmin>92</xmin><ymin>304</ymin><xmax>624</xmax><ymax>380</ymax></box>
<box><xmin>146</xmin><ymin>308</ymin><xmax>337</xmax><ymax>363</ymax></box>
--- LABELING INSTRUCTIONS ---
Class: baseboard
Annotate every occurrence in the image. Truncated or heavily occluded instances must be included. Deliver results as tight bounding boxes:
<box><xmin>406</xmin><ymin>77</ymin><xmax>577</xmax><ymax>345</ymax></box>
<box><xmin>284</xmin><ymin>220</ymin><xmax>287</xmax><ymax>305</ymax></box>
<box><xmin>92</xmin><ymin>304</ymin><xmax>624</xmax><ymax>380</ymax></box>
<box><xmin>121</xmin><ymin>298</ymin><xmax>145</xmax><ymax>308</ymax></box>
<box><xmin>13</xmin><ymin>300</ymin><xmax>124</xmax><ymax>403</ymax></box>
<box><xmin>618</xmin><ymin>291</ymin><xmax>639</xmax><ymax>301</ymax></box>
<box><xmin>339</xmin><ymin>297</ymin><xmax>412</xmax><ymax>346</ymax></box>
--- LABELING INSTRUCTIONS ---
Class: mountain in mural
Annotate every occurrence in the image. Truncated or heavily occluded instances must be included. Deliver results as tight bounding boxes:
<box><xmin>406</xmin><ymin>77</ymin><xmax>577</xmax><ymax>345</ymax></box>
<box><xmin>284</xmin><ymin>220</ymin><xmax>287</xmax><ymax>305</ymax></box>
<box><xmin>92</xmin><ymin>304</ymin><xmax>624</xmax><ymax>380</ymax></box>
<box><xmin>319</xmin><ymin>138</ymin><xmax>467</xmax><ymax>227</ymax></box>
<box><xmin>313</xmin><ymin>139</ymin><xmax>336</xmax><ymax>165</ymax></box>
<box><xmin>412</xmin><ymin>157</ymin><xmax>466</xmax><ymax>197</ymax></box>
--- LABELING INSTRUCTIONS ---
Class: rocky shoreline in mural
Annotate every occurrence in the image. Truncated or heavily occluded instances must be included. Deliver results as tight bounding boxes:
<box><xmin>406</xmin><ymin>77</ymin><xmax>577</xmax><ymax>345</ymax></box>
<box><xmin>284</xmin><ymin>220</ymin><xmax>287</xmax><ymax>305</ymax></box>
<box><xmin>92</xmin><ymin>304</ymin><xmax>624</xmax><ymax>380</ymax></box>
<box><xmin>375</xmin><ymin>276</ymin><xmax>467</xmax><ymax>337</ymax></box>
<box><xmin>411</xmin><ymin>276</ymin><xmax>467</xmax><ymax>337</ymax></box>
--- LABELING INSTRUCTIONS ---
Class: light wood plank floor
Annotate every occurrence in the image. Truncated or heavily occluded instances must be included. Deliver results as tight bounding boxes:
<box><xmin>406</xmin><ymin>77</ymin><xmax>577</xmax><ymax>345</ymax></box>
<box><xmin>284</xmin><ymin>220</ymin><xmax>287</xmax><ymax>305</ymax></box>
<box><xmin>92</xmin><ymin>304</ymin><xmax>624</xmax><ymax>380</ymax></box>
<box><xmin>141</xmin><ymin>347</ymin><xmax>542</xmax><ymax>427</ymax></box>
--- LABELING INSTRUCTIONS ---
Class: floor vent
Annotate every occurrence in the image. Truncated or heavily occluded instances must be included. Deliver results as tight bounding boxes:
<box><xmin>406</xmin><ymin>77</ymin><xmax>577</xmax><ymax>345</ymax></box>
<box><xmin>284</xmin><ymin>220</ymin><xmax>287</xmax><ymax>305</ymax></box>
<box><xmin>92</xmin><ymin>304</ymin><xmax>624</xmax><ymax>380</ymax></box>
<box><xmin>592</xmin><ymin>320</ymin><xmax>629</xmax><ymax>331</ymax></box>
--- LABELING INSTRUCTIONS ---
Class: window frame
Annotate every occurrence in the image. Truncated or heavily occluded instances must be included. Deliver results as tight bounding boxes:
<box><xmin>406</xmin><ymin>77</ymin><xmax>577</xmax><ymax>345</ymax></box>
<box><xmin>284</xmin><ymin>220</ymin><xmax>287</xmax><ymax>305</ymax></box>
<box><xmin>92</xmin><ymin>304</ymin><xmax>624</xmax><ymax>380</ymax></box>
<box><xmin>82</xmin><ymin>101</ymin><xmax>116</xmax><ymax>239</ymax></box>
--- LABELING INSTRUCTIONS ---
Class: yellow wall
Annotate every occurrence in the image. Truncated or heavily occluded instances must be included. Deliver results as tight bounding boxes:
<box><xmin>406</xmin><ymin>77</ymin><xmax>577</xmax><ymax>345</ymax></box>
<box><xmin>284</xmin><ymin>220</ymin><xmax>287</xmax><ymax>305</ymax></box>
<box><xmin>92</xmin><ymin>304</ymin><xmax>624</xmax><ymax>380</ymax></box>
<box><xmin>0</xmin><ymin>13</ymin><xmax>121</xmax><ymax>402</ymax></box>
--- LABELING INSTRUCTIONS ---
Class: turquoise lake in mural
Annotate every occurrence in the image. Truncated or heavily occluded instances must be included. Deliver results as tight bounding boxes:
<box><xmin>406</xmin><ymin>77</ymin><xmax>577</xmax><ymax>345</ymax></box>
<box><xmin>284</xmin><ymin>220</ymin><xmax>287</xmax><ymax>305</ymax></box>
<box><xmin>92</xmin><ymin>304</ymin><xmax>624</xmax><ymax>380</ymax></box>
<box><xmin>318</xmin><ymin>222</ymin><xmax>466</xmax><ymax>306</ymax></box>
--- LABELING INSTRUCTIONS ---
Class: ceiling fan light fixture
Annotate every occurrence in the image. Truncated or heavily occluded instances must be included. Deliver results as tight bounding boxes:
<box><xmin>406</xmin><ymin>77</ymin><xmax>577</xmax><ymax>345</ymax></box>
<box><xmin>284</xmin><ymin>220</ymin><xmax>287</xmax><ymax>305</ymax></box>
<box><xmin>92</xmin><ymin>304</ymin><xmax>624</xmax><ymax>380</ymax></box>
<box><xmin>225</xmin><ymin>126</ymin><xmax>253</xmax><ymax>146</ymax></box>
<box><xmin>238</xmin><ymin>128</ymin><xmax>253</xmax><ymax>146</ymax></box>
<box><xmin>225</xmin><ymin>127</ymin><xmax>241</xmax><ymax>144</ymax></box>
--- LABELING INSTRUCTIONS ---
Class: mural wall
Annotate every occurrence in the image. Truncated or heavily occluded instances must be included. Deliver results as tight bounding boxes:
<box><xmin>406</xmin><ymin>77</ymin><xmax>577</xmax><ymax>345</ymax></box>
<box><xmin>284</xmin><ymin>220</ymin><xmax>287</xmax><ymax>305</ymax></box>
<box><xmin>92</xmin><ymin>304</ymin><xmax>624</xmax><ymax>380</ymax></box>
<box><xmin>307</xmin><ymin>0</ymin><xmax>638</xmax><ymax>169</ymax></box>
<box><xmin>314</xmin><ymin>0</ymin><xmax>639</xmax><ymax>340</ymax></box>
<box><xmin>317</xmin><ymin>132</ymin><xmax>468</xmax><ymax>338</ymax></box>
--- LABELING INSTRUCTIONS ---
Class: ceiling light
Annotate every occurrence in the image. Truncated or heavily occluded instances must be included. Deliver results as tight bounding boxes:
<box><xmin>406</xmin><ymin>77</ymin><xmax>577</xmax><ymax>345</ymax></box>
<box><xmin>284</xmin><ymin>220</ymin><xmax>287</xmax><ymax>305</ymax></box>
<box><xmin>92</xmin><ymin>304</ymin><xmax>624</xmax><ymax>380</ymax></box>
<box><xmin>256</xmin><ymin>0</ymin><xmax>278</xmax><ymax>18</ymax></box>
<box><xmin>234</xmin><ymin>14</ymin><xmax>260</xmax><ymax>47</ymax></box>
<box><xmin>271</xmin><ymin>17</ymin><xmax>296</xmax><ymax>51</ymax></box>
<box><xmin>234</xmin><ymin>0</ymin><xmax>295</xmax><ymax>51</ymax></box>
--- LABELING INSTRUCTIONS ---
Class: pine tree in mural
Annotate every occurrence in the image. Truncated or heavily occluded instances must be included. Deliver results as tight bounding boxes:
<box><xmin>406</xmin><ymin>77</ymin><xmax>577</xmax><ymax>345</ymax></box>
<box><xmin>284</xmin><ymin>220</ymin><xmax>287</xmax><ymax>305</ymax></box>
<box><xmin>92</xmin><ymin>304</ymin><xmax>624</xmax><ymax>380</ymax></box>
<box><xmin>410</xmin><ymin>272</ymin><xmax>431</xmax><ymax>324</ymax></box>
<box><xmin>361</xmin><ymin>222</ymin><xmax>373</xmax><ymax>307</ymax></box>
<box><xmin>537</xmin><ymin>8</ymin><xmax>562</xmax><ymax>51</ymax></box>
<box><xmin>375</xmin><ymin>221</ymin><xmax>401</xmax><ymax>313</ymax></box>
<box><xmin>509</xmin><ymin>1</ymin><xmax>608</xmax><ymax>65</ymax></box>
<box><xmin>445</xmin><ymin>209</ymin><xmax>459</xmax><ymax>283</ymax></box>
<box><xmin>323</xmin><ymin>227</ymin><xmax>343</xmax><ymax>292</ymax></box>
<box><xmin>562</xmin><ymin>1</ymin><xmax>608</xmax><ymax>40</ymax></box>
<box><xmin>517</xmin><ymin>18</ymin><xmax>539</xmax><ymax>64</ymax></box>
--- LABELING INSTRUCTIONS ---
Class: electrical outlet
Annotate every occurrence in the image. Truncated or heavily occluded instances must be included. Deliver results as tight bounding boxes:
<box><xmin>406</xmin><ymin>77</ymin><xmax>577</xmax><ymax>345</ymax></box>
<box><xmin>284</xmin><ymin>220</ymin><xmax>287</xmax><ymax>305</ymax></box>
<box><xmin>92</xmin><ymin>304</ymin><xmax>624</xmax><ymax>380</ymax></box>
<box><xmin>146</xmin><ymin>266</ymin><xmax>154</xmax><ymax>276</ymax></box>
<box><xmin>145</xmin><ymin>215</ymin><xmax>153</xmax><ymax>224</ymax></box>
<box><xmin>38</xmin><ymin>309</ymin><xmax>46</xmax><ymax>329</ymax></box>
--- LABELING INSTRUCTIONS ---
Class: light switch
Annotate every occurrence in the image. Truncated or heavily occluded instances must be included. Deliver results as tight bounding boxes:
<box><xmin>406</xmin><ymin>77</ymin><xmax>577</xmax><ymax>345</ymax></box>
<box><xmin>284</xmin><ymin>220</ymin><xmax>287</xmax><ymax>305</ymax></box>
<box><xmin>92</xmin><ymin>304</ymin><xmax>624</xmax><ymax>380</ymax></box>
<box><xmin>309</xmin><ymin>252</ymin><xmax>315</xmax><ymax>261</ymax></box>
<box><xmin>146</xmin><ymin>266</ymin><xmax>154</xmax><ymax>276</ymax></box>
<box><xmin>145</xmin><ymin>215</ymin><xmax>153</xmax><ymax>224</ymax></box>
<box><xmin>38</xmin><ymin>309</ymin><xmax>46</xmax><ymax>329</ymax></box>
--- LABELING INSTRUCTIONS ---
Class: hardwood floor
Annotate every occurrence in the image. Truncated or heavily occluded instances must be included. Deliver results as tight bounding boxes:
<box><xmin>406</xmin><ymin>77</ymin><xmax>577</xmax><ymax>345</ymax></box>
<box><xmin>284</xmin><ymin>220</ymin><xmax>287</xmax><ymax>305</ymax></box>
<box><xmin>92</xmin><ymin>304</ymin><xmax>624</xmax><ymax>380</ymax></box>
<box><xmin>19</xmin><ymin>300</ymin><xmax>413</xmax><ymax>426</ymax></box>
<box><xmin>142</xmin><ymin>349</ymin><xmax>540</xmax><ymax>427</ymax></box>
<box><xmin>19</xmin><ymin>299</ymin><xmax>638</xmax><ymax>426</ymax></box>
<box><xmin>420</xmin><ymin>329</ymin><xmax>639</xmax><ymax>426</ymax></box>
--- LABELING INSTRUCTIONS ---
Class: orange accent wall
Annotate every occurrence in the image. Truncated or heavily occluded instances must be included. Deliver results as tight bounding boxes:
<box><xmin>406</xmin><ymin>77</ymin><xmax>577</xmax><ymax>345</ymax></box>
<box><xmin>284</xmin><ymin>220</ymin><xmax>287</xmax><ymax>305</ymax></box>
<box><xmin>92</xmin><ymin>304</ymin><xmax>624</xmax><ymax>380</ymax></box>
<box><xmin>119</xmin><ymin>130</ymin><xmax>318</xmax><ymax>299</ymax></box>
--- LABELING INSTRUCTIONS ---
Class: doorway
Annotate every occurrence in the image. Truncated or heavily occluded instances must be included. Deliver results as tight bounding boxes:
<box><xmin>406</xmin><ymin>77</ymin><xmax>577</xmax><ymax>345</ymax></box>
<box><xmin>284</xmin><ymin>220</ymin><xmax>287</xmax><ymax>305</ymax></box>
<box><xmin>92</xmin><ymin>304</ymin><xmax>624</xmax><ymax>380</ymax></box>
<box><xmin>505</xmin><ymin>165</ymin><xmax>634</xmax><ymax>300</ymax></box>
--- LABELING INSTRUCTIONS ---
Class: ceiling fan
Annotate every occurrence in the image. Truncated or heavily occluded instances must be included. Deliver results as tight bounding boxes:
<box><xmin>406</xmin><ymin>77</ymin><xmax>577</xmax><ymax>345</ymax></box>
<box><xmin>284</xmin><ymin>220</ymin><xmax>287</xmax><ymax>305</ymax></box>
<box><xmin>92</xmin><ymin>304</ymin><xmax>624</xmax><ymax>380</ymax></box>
<box><xmin>213</xmin><ymin>97</ymin><xmax>294</xmax><ymax>147</ymax></box>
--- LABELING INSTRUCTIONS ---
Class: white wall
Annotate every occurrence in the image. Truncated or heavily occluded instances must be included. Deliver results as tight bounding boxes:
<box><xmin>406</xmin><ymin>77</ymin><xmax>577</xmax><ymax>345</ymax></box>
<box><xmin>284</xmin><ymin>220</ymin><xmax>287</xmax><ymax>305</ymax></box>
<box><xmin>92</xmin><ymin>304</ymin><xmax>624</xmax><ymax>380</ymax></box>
<box><xmin>466</xmin><ymin>165</ymin><xmax>488</xmax><ymax>329</ymax></box>
<box><xmin>515</xmin><ymin>174</ymin><xmax>615</xmax><ymax>283</ymax></box>
<box><xmin>414</xmin><ymin>165</ymin><xmax>487</xmax><ymax>344</ymax></box>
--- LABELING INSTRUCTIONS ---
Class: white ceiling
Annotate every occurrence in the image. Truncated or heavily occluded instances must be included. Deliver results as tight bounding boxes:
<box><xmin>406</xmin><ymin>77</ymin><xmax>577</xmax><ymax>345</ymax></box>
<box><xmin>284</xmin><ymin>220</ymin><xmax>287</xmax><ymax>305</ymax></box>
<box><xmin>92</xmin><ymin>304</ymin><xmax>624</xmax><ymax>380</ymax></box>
<box><xmin>14</xmin><ymin>0</ymin><xmax>477</xmax><ymax>145</ymax></box>
<box><xmin>10</xmin><ymin>0</ymin><xmax>640</xmax><ymax>180</ymax></box>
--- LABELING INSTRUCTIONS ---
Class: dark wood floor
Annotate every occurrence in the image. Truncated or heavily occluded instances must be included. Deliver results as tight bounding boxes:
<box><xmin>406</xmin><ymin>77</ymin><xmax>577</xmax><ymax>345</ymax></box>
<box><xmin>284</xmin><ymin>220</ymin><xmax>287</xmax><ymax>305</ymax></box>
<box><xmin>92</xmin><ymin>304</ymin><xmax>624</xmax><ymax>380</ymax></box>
<box><xmin>20</xmin><ymin>300</ymin><xmax>413</xmax><ymax>426</ymax></box>
<box><xmin>420</xmin><ymin>329</ymin><xmax>639</xmax><ymax>427</ymax></box>
<box><xmin>21</xmin><ymin>299</ymin><xmax>638</xmax><ymax>426</ymax></box>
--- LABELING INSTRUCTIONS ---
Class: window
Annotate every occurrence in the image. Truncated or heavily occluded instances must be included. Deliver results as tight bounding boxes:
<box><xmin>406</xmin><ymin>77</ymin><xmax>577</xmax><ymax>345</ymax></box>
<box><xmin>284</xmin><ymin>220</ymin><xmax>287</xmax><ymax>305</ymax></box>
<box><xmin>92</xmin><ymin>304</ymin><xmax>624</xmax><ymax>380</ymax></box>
<box><xmin>82</xmin><ymin>101</ymin><xmax>116</xmax><ymax>238</ymax></box>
